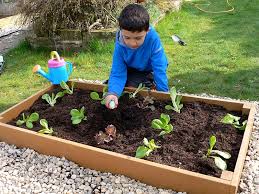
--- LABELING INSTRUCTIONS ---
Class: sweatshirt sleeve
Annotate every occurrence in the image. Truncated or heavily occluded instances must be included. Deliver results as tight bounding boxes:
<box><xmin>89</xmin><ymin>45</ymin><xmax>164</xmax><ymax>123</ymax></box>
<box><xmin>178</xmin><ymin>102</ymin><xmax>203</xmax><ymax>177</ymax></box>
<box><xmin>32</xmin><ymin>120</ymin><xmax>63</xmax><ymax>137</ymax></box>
<box><xmin>108</xmin><ymin>43</ymin><xmax>127</xmax><ymax>96</ymax></box>
<box><xmin>151</xmin><ymin>36</ymin><xmax>169</xmax><ymax>92</ymax></box>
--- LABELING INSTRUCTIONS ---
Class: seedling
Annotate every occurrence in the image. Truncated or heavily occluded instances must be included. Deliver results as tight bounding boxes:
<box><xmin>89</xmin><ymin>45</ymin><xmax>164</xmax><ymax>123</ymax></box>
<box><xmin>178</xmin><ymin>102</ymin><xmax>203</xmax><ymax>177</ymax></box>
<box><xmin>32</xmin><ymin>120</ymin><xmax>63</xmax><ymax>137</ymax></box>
<box><xmin>151</xmin><ymin>113</ymin><xmax>173</xmax><ymax>136</ymax></box>
<box><xmin>95</xmin><ymin>124</ymin><xmax>117</xmax><ymax>144</ymax></box>
<box><xmin>165</xmin><ymin>87</ymin><xmax>183</xmax><ymax>113</ymax></box>
<box><xmin>136</xmin><ymin>96</ymin><xmax>156</xmax><ymax>111</ymax></box>
<box><xmin>38</xmin><ymin>119</ymin><xmax>53</xmax><ymax>135</ymax></box>
<box><xmin>206</xmin><ymin>135</ymin><xmax>231</xmax><ymax>170</ymax></box>
<box><xmin>90</xmin><ymin>86</ymin><xmax>108</xmax><ymax>105</ymax></box>
<box><xmin>220</xmin><ymin>113</ymin><xmax>247</xmax><ymax>130</ymax></box>
<box><xmin>70</xmin><ymin>106</ymin><xmax>87</xmax><ymax>125</ymax></box>
<box><xmin>129</xmin><ymin>83</ymin><xmax>147</xmax><ymax>99</ymax></box>
<box><xmin>135</xmin><ymin>138</ymin><xmax>160</xmax><ymax>159</ymax></box>
<box><xmin>16</xmin><ymin>112</ymin><xmax>39</xmax><ymax>129</ymax></box>
<box><xmin>42</xmin><ymin>92</ymin><xmax>64</xmax><ymax>107</ymax></box>
<box><xmin>60</xmin><ymin>81</ymin><xmax>75</xmax><ymax>95</ymax></box>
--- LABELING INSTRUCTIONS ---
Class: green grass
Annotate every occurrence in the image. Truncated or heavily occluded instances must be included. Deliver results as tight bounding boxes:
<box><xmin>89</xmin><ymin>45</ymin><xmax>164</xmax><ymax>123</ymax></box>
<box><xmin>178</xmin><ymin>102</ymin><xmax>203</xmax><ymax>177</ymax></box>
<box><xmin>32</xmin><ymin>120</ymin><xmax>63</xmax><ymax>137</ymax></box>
<box><xmin>158</xmin><ymin>0</ymin><xmax>259</xmax><ymax>100</ymax></box>
<box><xmin>0</xmin><ymin>0</ymin><xmax>258</xmax><ymax>112</ymax></box>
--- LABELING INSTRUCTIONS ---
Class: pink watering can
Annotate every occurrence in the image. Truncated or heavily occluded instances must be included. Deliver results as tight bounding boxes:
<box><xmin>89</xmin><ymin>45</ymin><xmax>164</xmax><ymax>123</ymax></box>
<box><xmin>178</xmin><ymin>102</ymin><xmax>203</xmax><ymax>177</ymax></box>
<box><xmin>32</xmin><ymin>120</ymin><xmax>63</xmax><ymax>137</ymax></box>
<box><xmin>33</xmin><ymin>51</ymin><xmax>73</xmax><ymax>84</ymax></box>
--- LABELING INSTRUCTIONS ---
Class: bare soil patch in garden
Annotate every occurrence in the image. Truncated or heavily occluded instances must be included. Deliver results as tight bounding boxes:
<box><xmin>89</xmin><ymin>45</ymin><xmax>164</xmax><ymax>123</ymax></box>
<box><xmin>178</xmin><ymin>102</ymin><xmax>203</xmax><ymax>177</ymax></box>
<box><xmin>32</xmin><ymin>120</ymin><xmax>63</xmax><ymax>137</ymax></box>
<box><xmin>8</xmin><ymin>87</ymin><xmax>247</xmax><ymax>177</ymax></box>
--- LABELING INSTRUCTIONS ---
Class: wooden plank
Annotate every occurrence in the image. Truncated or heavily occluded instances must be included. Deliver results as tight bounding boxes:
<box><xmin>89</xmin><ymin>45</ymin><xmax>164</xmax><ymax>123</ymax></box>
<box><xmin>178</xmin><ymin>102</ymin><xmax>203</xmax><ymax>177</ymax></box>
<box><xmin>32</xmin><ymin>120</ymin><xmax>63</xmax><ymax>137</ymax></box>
<box><xmin>221</xmin><ymin>170</ymin><xmax>234</xmax><ymax>181</ymax></box>
<box><xmin>0</xmin><ymin>122</ymin><xmax>232</xmax><ymax>194</ymax></box>
<box><xmin>231</xmin><ymin>104</ymin><xmax>256</xmax><ymax>189</ymax></box>
<box><xmin>72</xmin><ymin>81</ymin><xmax>246</xmax><ymax>112</ymax></box>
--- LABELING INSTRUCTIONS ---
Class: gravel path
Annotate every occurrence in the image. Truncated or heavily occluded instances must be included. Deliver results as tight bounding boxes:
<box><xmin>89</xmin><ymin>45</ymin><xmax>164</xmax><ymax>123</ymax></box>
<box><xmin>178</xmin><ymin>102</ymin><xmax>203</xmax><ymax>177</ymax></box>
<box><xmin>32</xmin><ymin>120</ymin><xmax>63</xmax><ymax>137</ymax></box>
<box><xmin>0</xmin><ymin>79</ymin><xmax>258</xmax><ymax>194</ymax></box>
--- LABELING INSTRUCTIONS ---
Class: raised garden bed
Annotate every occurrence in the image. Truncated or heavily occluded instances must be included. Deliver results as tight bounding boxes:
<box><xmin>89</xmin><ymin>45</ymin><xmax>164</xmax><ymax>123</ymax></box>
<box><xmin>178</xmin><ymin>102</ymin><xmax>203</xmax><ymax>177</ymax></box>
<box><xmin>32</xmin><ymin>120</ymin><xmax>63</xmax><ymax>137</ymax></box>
<box><xmin>0</xmin><ymin>81</ymin><xmax>256</xmax><ymax>194</ymax></box>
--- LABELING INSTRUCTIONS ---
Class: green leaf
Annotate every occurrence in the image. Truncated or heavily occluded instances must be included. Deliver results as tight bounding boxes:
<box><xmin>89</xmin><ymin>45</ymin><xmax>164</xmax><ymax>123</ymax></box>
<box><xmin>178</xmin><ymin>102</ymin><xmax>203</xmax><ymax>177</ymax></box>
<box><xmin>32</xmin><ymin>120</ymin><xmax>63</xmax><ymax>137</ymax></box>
<box><xmin>38</xmin><ymin>128</ymin><xmax>53</xmax><ymax>135</ymax></box>
<box><xmin>165</xmin><ymin>105</ymin><xmax>173</xmax><ymax>110</ymax></box>
<box><xmin>143</xmin><ymin>138</ymin><xmax>149</xmax><ymax>147</ymax></box>
<box><xmin>165</xmin><ymin>124</ymin><xmax>173</xmax><ymax>132</ymax></box>
<box><xmin>209</xmin><ymin>135</ymin><xmax>216</xmax><ymax>150</ymax></box>
<box><xmin>221</xmin><ymin>114</ymin><xmax>240</xmax><ymax>125</ymax></box>
<box><xmin>80</xmin><ymin>106</ymin><xmax>85</xmax><ymax>114</ymax></box>
<box><xmin>160</xmin><ymin>113</ymin><xmax>170</xmax><ymax>124</ymax></box>
<box><xmin>56</xmin><ymin>91</ymin><xmax>65</xmax><ymax>98</ymax></box>
<box><xmin>72</xmin><ymin>119</ymin><xmax>82</xmax><ymax>125</ymax></box>
<box><xmin>211</xmin><ymin>150</ymin><xmax>231</xmax><ymax>159</ymax></box>
<box><xmin>211</xmin><ymin>156</ymin><xmax>227</xmax><ymax>170</ymax></box>
<box><xmin>60</xmin><ymin>81</ymin><xmax>69</xmax><ymax>90</ymax></box>
<box><xmin>135</xmin><ymin>146</ymin><xmax>149</xmax><ymax>159</ymax></box>
<box><xmin>42</xmin><ymin>94</ymin><xmax>49</xmax><ymax>100</ymax></box>
<box><xmin>90</xmin><ymin>92</ymin><xmax>102</xmax><ymax>100</ymax></box>
<box><xmin>235</xmin><ymin>120</ymin><xmax>247</xmax><ymax>130</ymax></box>
<box><xmin>26</xmin><ymin>121</ymin><xmax>33</xmax><ymax>129</ymax></box>
<box><xmin>159</xmin><ymin>130</ymin><xmax>167</xmax><ymax>136</ymax></box>
<box><xmin>70</xmin><ymin>109</ymin><xmax>80</xmax><ymax>117</ymax></box>
<box><xmin>40</xmin><ymin>119</ymin><xmax>48</xmax><ymax>129</ymax></box>
<box><xmin>28</xmin><ymin>112</ymin><xmax>39</xmax><ymax>122</ymax></box>
<box><xmin>149</xmin><ymin>139</ymin><xmax>161</xmax><ymax>149</ymax></box>
<box><xmin>16</xmin><ymin>120</ymin><xmax>25</xmax><ymax>126</ymax></box>
<box><xmin>151</xmin><ymin>119</ymin><xmax>163</xmax><ymax>129</ymax></box>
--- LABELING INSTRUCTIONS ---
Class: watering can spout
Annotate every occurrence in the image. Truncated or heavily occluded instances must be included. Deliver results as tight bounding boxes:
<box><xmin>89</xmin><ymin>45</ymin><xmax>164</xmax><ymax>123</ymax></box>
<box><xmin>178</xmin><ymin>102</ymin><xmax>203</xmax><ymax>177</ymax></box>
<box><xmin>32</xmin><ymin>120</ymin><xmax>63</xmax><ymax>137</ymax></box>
<box><xmin>33</xmin><ymin>65</ymin><xmax>52</xmax><ymax>82</ymax></box>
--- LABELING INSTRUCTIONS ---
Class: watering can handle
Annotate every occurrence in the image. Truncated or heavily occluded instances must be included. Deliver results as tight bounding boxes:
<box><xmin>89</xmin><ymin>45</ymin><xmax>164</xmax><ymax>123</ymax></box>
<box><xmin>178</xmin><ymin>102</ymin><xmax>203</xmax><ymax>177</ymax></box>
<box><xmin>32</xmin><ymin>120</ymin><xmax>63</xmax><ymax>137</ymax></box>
<box><xmin>50</xmin><ymin>51</ymin><xmax>61</xmax><ymax>62</ymax></box>
<box><xmin>66</xmin><ymin>62</ymin><xmax>73</xmax><ymax>76</ymax></box>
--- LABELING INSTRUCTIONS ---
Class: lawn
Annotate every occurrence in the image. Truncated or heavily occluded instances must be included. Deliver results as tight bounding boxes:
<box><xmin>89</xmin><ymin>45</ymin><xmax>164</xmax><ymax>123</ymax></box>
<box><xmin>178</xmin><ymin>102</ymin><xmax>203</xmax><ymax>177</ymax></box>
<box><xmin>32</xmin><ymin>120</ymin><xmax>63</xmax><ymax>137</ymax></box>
<box><xmin>0</xmin><ymin>0</ymin><xmax>258</xmax><ymax>113</ymax></box>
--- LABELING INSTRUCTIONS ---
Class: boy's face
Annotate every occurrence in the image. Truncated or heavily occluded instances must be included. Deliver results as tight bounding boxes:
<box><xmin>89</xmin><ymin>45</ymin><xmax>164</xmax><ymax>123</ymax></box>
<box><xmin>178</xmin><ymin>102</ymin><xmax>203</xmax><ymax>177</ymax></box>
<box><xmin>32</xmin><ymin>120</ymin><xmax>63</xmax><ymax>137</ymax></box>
<box><xmin>121</xmin><ymin>29</ymin><xmax>148</xmax><ymax>49</ymax></box>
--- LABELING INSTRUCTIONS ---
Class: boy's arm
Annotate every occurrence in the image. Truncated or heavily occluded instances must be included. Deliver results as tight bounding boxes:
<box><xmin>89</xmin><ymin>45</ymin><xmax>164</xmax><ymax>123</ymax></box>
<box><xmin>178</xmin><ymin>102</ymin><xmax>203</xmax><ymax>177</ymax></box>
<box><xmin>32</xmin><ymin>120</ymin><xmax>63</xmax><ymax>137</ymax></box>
<box><xmin>151</xmin><ymin>37</ymin><xmax>169</xmax><ymax>92</ymax></box>
<box><xmin>108</xmin><ymin>44</ymin><xmax>127</xmax><ymax>97</ymax></box>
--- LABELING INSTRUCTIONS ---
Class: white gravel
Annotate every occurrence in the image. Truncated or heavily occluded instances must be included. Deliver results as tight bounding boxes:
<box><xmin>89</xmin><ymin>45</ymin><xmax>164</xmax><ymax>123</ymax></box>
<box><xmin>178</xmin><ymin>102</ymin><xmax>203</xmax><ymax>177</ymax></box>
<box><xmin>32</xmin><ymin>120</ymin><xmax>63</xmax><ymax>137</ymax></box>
<box><xmin>0</xmin><ymin>79</ymin><xmax>258</xmax><ymax>194</ymax></box>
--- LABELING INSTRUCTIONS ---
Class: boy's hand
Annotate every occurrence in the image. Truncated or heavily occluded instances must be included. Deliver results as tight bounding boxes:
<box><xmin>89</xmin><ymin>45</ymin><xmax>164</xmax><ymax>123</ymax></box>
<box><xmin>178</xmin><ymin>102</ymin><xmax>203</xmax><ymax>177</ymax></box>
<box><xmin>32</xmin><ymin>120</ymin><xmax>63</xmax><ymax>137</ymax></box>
<box><xmin>105</xmin><ymin>94</ymin><xmax>118</xmax><ymax>109</ymax></box>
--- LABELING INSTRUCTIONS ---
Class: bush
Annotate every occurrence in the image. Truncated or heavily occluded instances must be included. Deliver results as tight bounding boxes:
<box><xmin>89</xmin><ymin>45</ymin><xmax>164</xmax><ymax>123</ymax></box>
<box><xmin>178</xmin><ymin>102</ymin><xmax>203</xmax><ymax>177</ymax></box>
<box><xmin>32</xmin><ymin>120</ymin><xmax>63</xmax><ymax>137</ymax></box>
<box><xmin>18</xmin><ymin>0</ymin><xmax>134</xmax><ymax>37</ymax></box>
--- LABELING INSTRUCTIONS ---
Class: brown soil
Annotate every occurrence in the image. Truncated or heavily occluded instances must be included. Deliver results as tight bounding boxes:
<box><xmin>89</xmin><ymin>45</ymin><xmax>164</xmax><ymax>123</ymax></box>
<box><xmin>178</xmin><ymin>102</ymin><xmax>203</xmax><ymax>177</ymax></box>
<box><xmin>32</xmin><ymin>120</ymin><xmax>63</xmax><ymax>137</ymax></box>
<box><xmin>8</xmin><ymin>88</ymin><xmax>247</xmax><ymax>177</ymax></box>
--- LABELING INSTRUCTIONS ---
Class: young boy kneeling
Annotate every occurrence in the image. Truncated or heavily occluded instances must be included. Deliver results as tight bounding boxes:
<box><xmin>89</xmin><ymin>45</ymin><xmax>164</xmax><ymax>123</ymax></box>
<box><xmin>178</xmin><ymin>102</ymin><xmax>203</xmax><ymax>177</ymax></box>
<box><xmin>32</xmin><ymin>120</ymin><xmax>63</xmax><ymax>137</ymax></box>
<box><xmin>105</xmin><ymin>4</ymin><xmax>169</xmax><ymax>109</ymax></box>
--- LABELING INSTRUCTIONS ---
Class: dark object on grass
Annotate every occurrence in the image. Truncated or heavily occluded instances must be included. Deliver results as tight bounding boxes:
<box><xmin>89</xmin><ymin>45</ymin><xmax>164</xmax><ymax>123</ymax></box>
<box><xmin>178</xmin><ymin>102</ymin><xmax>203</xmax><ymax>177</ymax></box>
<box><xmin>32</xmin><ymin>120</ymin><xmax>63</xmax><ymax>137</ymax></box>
<box><xmin>172</xmin><ymin>35</ymin><xmax>187</xmax><ymax>46</ymax></box>
<box><xmin>0</xmin><ymin>55</ymin><xmax>4</xmax><ymax>74</ymax></box>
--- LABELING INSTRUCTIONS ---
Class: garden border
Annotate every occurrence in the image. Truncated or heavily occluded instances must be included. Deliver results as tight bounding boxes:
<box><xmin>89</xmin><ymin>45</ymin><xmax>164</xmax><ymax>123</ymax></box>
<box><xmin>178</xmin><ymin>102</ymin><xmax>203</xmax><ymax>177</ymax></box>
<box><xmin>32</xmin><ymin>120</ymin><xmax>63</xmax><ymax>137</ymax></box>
<box><xmin>0</xmin><ymin>81</ymin><xmax>256</xmax><ymax>194</ymax></box>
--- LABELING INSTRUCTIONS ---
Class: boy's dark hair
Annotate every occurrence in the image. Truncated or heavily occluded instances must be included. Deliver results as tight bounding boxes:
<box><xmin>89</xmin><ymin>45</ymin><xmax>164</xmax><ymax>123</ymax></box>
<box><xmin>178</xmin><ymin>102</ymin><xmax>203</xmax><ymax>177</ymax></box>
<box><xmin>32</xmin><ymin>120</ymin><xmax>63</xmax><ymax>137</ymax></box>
<box><xmin>118</xmin><ymin>4</ymin><xmax>150</xmax><ymax>32</ymax></box>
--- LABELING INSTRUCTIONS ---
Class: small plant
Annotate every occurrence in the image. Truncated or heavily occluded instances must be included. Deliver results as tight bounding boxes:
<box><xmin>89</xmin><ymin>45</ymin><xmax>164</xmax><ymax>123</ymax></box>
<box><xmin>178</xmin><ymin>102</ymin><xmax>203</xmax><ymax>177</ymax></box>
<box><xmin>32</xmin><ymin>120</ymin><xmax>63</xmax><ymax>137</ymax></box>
<box><xmin>90</xmin><ymin>86</ymin><xmax>108</xmax><ymax>105</ymax></box>
<box><xmin>95</xmin><ymin>124</ymin><xmax>117</xmax><ymax>145</ymax></box>
<box><xmin>60</xmin><ymin>81</ymin><xmax>75</xmax><ymax>95</ymax></box>
<box><xmin>70</xmin><ymin>106</ymin><xmax>87</xmax><ymax>125</ymax></box>
<box><xmin>165</xmin><ymin>87</ymin><xmax>183</xmax><ymax>113</ymax></box>
<box><xmin>16</xmin><ymin>112</ymin><xmax>39</xmax><ymax>129</ymax></box>
<box><xmin>206</xmin><ymin>135</ymin><xmax>231</xmax><ymax>170</ymax></box>
<box><xmin>136</xmin><ymin>96</ymin><xmax>156</xmax><ymax>111</ymax></box>
<box><xmin>135</xmin><ymin>138</ymin><xmax>161</xmax><ymax>159</ymax></box>
<box><xmin>220</xmin><ymin>113</ymin><xmax>247</xmax><ymax>130</ymax></box>
<box><xmin>38</xmin><ymin>119</ymin><xmax>53</xmax><ymax>135</ymax></box>
<box><xmin>42</xmin><ymin>92</ymin><xmax>64</xmax><ymax>107</ymax></box>
<box><xmin>151</xmin><ymin>113</ymin><xmax>173</xmax><ymax>136</ymax></box>
<box><xmin>129</xmin><ymin>83</ymin><xmax>147</xmax><ymax>99</ymax></box>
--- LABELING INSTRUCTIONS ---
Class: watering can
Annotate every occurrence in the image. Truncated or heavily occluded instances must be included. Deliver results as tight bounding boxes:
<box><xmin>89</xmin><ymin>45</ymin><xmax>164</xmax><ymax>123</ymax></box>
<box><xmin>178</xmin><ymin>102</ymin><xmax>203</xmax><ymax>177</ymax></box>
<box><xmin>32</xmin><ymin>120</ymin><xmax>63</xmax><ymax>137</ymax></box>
<box><xmin>33</xmin><ymin>51</ymin><xmax>73</xmax><ymax>85</ymax></box>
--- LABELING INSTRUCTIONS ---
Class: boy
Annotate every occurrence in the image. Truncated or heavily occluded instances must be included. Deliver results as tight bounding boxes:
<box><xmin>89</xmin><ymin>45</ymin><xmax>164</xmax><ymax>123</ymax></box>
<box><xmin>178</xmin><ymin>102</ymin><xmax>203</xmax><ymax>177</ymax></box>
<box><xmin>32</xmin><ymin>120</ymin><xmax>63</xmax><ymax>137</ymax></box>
<box><xmin>105</xmin><ymin>3</ymin><xmax>169</xmax><ymax>109</ymax></box>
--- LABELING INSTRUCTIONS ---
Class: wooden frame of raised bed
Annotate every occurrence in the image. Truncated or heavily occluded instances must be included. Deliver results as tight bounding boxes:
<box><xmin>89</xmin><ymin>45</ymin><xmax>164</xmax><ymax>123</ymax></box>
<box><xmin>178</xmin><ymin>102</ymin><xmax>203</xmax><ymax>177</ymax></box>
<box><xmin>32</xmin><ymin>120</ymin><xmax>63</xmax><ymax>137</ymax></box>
<box><xmin>0</xmin><ymin>81</ymin><xmax>256</xmax><ymax>194</ymax></box>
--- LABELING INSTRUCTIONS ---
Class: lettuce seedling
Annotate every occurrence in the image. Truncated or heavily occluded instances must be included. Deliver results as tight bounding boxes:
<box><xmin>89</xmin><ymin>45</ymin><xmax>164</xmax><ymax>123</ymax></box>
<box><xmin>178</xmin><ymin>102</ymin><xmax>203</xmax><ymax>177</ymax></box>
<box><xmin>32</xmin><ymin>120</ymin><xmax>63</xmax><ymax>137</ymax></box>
<box><xmin>165</xmin><ymin>87</ymin><xmax>183</xmax><ymax>113</ymax></box>
<box><xmin>151</xmin><ymin>113</ymin><xmax>173</xmax><ymax>136</ymax></box>
<box><xmin>206</xmin><ymin>135</ymin><xmax>231</xmax><ymax>170</ymax></box>
<box><xmin>90</xmin><ymin>86</ymin><xmax>108</xmax><ymax>105</ymax></box>
<box><xmin>220</xmin><ymin>113</ymin><xmax>247</xmax><ymax>130</ymax></box>
<box><xmin>70</xmin><ymin>106</ymin><xmax>87</xmax><ymax>125</ymax></box>
<box><xmin>42</xmin><ymin>92</ymin><xmax>64</xmax><ymax>107</ymax></box>
<box><xmin>38</xmin><ymin>119</ymin><xmax>53</xmax><ymax>135</ymax></box>
<box><xmin>135</xmin><ymin>138</ymin><xmax>161</xmax><ymax>159</ymax></box>
<box><xmin>60</xmin><ymin>81</ymin><xmax>75</xmax><ymax>95</ymax></box>
<box><xmin>129</xmin><ymin>83</ymin><xmax>147</xmax><ymax>99</ymax></box>
<box><xmin>95</xmin><ymin>124</ymin><xmax>117</xmax><ymax>145</ymax></box>
<box><xmin>16</xmin><ymin>112</ymin><xmax>39</xmax><ymax>129</ymax></box>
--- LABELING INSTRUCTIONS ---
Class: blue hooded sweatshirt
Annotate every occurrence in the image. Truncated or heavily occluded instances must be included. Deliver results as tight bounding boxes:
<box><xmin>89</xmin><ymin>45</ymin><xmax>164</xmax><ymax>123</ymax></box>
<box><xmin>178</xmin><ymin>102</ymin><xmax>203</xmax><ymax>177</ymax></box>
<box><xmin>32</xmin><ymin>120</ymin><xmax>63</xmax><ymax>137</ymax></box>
<box><xmin>108</xmin><ymin>26</ymin><xmax>169</xmax><ymax>96</ymax></box>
